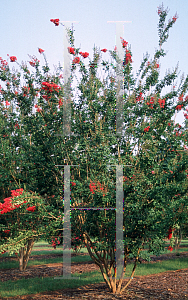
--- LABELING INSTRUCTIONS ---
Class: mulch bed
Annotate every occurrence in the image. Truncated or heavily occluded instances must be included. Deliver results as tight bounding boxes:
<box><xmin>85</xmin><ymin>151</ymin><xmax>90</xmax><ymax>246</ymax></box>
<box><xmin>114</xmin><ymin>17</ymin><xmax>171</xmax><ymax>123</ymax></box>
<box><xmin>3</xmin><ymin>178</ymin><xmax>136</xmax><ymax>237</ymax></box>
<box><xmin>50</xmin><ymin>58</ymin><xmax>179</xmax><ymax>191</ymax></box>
<box><xmin>0</xmin><ymin>251</ymin><xmax>188</xmax><ymax>299</ymax></box>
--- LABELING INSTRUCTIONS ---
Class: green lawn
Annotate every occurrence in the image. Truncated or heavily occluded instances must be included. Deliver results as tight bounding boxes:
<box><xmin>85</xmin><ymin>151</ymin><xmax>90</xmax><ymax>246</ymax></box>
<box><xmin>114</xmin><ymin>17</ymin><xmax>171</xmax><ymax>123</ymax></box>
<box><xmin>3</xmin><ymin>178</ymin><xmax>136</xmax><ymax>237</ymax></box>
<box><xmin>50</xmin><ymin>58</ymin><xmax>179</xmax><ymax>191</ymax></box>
<box><xmin>1</xmin><ymin>238</ymin><xmax>188</xmax><ymax>298</ymax></box>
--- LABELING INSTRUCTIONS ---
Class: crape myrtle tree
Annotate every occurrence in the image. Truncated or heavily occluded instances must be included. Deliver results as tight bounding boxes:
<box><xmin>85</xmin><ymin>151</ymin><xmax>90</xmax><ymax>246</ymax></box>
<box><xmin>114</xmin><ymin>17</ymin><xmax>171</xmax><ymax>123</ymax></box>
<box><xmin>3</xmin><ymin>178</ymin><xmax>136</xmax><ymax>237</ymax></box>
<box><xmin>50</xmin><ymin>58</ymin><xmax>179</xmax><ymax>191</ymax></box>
<box><xmin>61</xmin><ymin>4</ymin><xmax>188</xmax><ymax>294</ymax></box>
<box><xmin>0</xmin><ymin>3</ymin><xmax>187</xmax><ymax>293</ymax></box>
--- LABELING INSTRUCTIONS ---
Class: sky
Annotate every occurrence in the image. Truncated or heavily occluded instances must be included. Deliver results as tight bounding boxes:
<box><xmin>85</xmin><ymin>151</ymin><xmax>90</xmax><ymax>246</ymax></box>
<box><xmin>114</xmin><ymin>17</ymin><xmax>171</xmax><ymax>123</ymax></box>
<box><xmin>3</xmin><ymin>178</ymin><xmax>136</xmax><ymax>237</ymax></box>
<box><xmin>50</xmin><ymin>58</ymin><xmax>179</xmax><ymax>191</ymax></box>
<box><xmin>0</xmin><ymin>0</ymin><xmax>188</xmax><ymax>125</ymax></box>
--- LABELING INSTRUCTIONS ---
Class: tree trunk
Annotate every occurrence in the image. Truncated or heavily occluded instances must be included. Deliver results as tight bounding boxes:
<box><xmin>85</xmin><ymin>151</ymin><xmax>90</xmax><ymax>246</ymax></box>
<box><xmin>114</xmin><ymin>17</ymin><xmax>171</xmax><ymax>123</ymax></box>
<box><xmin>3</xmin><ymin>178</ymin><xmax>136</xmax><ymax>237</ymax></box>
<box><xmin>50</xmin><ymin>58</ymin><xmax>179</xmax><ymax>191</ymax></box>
<box><xmin>18</xmin><ymin>238</ymin><xmax>35</xmax><ymax>271</ymax></box>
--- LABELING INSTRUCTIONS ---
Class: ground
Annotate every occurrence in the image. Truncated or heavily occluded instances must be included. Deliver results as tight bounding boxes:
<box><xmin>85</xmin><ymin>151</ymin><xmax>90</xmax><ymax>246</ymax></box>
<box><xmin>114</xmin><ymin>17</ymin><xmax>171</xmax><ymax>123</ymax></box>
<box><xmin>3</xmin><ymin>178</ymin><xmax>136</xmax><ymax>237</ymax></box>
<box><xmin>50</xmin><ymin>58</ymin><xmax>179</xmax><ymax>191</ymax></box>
<box><xmin>0</xmin><ymin>251</ymin><xmax>188</xmax><ymax>299</ymax></box>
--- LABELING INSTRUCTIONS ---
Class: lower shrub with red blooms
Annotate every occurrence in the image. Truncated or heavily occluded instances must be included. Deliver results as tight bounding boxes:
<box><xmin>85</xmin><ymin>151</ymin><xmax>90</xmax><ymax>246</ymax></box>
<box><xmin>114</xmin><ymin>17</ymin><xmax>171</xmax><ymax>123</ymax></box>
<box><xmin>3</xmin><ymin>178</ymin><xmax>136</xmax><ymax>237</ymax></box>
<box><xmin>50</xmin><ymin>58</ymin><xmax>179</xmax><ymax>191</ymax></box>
<box><xmin>101</xmin><ymin>48</ymin><xmax>107</xmax><ymax>52</ymax></box>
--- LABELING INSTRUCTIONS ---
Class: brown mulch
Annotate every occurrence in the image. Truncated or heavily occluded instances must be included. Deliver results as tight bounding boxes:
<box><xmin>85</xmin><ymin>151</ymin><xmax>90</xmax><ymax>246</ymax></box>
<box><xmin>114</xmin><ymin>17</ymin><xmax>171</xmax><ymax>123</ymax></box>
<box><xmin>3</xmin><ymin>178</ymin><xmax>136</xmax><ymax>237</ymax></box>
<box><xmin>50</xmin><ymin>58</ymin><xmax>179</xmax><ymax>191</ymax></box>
<box><xmin>0</xmin><ymin>252</ymin><xmax>188</xmax><ymax>299</ymax></box>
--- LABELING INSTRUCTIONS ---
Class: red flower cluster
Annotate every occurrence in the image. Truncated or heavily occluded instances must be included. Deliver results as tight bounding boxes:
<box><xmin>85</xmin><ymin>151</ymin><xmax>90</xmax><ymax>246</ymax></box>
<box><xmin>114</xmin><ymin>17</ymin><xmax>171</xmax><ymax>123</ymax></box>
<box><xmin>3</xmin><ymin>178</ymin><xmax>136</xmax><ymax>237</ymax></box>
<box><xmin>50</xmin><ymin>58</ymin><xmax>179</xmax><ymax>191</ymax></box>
<box><xmin>11</xmin><ymin>188</ymin><xmax>24</xmax><ymax>198</ymax></box>
<box><xmin>22</xmin><ymin>86</ymin><xmax>30</xmax><ymax>97</ymax></box>
<box><xmin>0</xmin><ymin>189</ymin><xmax>25</xmax><ymax>214</ymax></box>
<box><xmin>120</xmin><ymin>37</ymin><xmax>128</xmax><ymax>48</ymax></box>
<box><xmin>172</xmin><ymin>15</ymin><xmax>177</xmax><ymax>22</ymax></box>
<box><xmin>5</xmin><ymin>100</ymin><xmax>10</xmax><ymax>106</ymax></box>
<box><xmin>178</xmin><ymin>93</ymin><xmax>184</xmax><ymax>102</ymax></box>
<box><xmin>183</xmin><ymin>112</ymin><xmax>188</xmax><ymax>119</ymax></box>
<box><xmin>4</xmin><ymin>230</ymin><xmax>10</xmax><ymax>234</ymax></box>
<box><xmin>51</xmin><ymin>237</ymin><xmax>60</xmax><ymax>249</ymax></box>
<box><xmin>176</xmin><ymin>104</ymin><xmax>183</xmax><ymax>111</ymax></box>
<box><xmin>26</xmin><ymin>206</ymin><xmax>36</xmax><ymax>212</ymax></box>
<box><xmin>157</xmin><ymin>7</ymin><xmax>162</xmax><ymax>15</ymax></box>
<box><xmin>144</xmin><ymin>126</ymin><xmax>150</xmax><ymax>132</ymax></box>
<box><xmin>34</xmin><ymin>104</ymin><xmax>42</xmax><ymax>113</ymax></box>
<box><xmin>15</xmin><ymin>122</ymin><xmax>20</xmax><ymax>129</ymax></box>
<box><xmin>0</xmin><ymin>57</ymin><xmax>8</xmax><ymax>67</ymax></box>
<box><xmin>10</xmin><ymin>56</ymin><xmax>17</xmax><ymax>62</ymax></box>
<box><xmin>72</xmin><ymin>57</ymin><xmax>80</xmax><ymax>64</ymax></box>
<box><xmin>136</xmin><ymin>92</ymin><xmax>144</xmax><ymax>102</ymax></box>
<box><xmin>29</xmin><ymin>57</ymin><xmax>39</xmax><ymax>67</ymax></box>
<box><xmin>125</xmin><ymin>50</ymin><xmax>132</xmax><ymax>64</ymax></box>
<box><xmin>89</xmin><ymin>181</ymin><xmax>97</xmax><ymax>194</ymax></box>
<box><xmin>158</xmin><ymin>98</ymin><xmax>165</xmax><ymax>108</ymax></box>
<box><xmin>71</xmin><ymin>182</ymin><xmax>76</xmax><ymax>186</ymax></box>
<box><xmin>168</xmin><ymin>246</ymin><xmax>173</xmax><ymax>251</ymax></box>
<box><xmin>167</xmin><ymin>227</ymin><xmax>174</xmax><ymax>240</ymax></box>
<box><xmin>50</xmin><ymin>19</ymin><xmax>60</xmax><ymax>26</ymax></box>
<box><xmin>101</xmin><ymin>48</ymin><xmax>107</xmax><ymax>52</ymax></box>
<box><xmin>79</xmin><ymin>51</ymin><xmax>89</xmax><ymax>58</ymax></box>
<box><xmin>38</xmin><ymin>48</ymin><xmax>44</xmax><ymax>54</ymax></box>
<box><xmin>146</xmin><ymin>97</ymin><xmax>154</xmax><ymax>109</ymax></box>
<box><xmin>58</xmin><ymin>99</ymin><xmax>63</xmax><ymax>107</ymax></box>
<box><xmin>68</xmin><ymin>47</ymin><xmax>75</xmax><ymax>55</ymax></box>
<box><xmin>42</xmin><ymin>82</ymin><xmax>60</xmax><ymax>93</ymax></box>
<box><xmin>89</xmin><ymin>180</ymin><xmax>106</xmax><ymax>196</ymax></box>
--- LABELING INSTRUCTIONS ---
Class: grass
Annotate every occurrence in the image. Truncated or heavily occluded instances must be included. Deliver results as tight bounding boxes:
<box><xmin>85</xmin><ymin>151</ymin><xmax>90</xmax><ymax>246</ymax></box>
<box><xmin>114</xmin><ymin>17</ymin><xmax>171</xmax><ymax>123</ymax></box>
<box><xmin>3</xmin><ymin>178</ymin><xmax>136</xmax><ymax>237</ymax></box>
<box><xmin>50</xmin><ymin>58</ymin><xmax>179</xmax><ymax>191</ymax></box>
<box><xmin>0</xmin><ymin>257</ymin><xmax>188</xmax><ymax>298</ymax></box>
<box><xmin>0</xmin><ymin>253</ymin><xmax>93</xmax><ymax>270</ymax></box>
<box><xmin>1</xmin><ymin>238</ymin><xmax>188</xmax><ymax>298</ymax></box>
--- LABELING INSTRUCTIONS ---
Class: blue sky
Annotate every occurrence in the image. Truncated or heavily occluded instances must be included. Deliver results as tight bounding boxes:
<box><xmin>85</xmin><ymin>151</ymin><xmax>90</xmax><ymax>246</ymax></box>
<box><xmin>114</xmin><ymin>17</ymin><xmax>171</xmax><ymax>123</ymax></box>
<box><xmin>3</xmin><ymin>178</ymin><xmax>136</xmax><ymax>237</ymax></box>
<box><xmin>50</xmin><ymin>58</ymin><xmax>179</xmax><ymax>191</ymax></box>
<box><xmin>0</xmin><ymin>0</ymin><xmax>188</xmax><ymax>125</ymax></box>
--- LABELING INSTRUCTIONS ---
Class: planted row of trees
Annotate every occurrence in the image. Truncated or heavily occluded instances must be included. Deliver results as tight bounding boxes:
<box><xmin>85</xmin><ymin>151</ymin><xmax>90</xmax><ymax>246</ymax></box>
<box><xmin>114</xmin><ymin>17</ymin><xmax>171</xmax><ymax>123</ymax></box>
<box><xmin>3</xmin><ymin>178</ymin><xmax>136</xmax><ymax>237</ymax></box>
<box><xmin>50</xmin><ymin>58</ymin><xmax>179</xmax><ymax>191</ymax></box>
<box><xmin>0</xmin><ymin>4</ymin><xmax>188</xmax><ymax>294</ymax></box>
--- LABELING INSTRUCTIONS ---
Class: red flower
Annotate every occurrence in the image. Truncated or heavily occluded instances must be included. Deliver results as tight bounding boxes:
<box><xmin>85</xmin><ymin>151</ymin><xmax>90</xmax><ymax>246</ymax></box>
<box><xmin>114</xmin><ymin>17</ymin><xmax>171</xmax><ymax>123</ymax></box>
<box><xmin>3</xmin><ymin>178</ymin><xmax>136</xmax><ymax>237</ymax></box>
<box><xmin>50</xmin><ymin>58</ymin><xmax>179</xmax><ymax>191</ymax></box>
<box><xmin>157</xmin><ymin>7</ymin><xmax>162</xmax><ymax>15</ymax></box>
<box><xmin>120</xmin><ymin>37</ymin><xmax>128</xmax><ymax>48</ymax></box>
<box><xmin>80</xmin><ymin>52</ymin><xmax>89</xmax><ymax>58</ymax></box>
<box><xmin>71</xmin><ymin>182</ymin><xmax>76</xmax><ymax>186</ymax></box>
<box><xmin>172</xmin><ymin>15</ymin><xmax>177</xmax><ymax>22</ymax></box>
<box><xmin>101</xmin><ymin>48</ymin><xmax>107</xmax><ymax>52</ymax></box>
<box><xmin>144</xmin><ymin>126</ymin><xmax>150</xmax><ymax>132</ymax></box>
<box><xmin>5</xmin><ymin>100</ymin><xmax>10</xmax><ymax>106</ymax></box>
<box><xmin>151</xmin><ymin>171</ymin><xmax>155</xmax><ymax>174</ymax></box>
<box><xmin>38</xmin><ymin>48</ymin><xmax>44</xmax><ymax>54</ymax></box>
<box><xmin>168</xmin><ymin>246</ymin><xmax>173</xmax><ymax>251</ymax></box>
<box><xmin>10</xmin><ymin>56</ymin><xmax>17</xmax><ymax>62</ymax></box>
<box><xmin>26</xmin><ymin>206</ymin><xmax>36</xmax><ymax>212</ymax></box>
<box><xmin>168</xmin><ymin>233</ymin><xmax>172</xmax><ymax>239</ymax></box>
<box><xmin>176</xmin><ymin>105</ymin><xmax>183</xmax><ymax>111</ymax></box>
<box><xmin>50</xmin><ymin>18</ymin><xmax>59</xmax><ymax>26</ymax></box>
<box><xmin>72</xmin><ymin>57</ymin><xmax>80</xmax><ymax>64</ymax></box>
<box><xmin>42</xmin><ymin>82</ymin><xmax>60</xmax><ymax>92</ymax></box>
<box><xmin>4</xmin><ymin>230</ymin><xmax>10</xmax><ymax>234</ymax></box>
<box><xmin>158</xmin><ymin>98</ymin><xmax>165</xmax><ymax>108</ymax></box>
<box><xmin>15</xmin><ymin>123</ymin><xmax>20</xmax><ymax>129</ymax></box>
<box><xmin>29</xmin><ymin>61</ymin><xmax>35</xmax><ymax>67</ymax></box>
<box><xmin>125</xmin><ymin>50</ymin><xmax>132</xmax><ymax>64</ymax></box>
<box><xmin>59</xmin><ymin>99</ymin><xmax>63</xmax><ymax>107</ymax></box>
<box><xmin>68</xmin><ymin>47</ymin><xmax>75</xmax><ymax>55</ymax></box>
